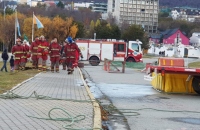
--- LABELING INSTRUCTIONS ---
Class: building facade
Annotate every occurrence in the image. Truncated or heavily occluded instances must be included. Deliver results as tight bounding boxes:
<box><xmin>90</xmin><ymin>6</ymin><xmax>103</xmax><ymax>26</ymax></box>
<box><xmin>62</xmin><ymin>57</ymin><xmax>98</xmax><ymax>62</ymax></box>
<box><xmin>91</xmin><ymin>3</ymin><xmax>107</xmax><ymax>14</ymax></box>
<box><xmin>171</xmin><ymin>7</ymin><xmax>200</xmax><ymax>22</ymax></box>
<box><xmin>162</xmin><ymin>29</ymin><xmax>189</xmax><ymax>45</ymax></box>
<box><xmin>107</xmin><ymin>0</ymin><xmax>159</xmax><ymax>33</ymax></box>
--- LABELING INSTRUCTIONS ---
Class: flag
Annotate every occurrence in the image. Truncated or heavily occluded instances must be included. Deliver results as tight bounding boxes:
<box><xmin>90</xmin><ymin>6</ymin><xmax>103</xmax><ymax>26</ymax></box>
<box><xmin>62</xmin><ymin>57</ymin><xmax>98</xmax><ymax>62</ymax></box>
<box><xmin>16</xmin><ymin>18</ymin><xmax>21</xmax><ymax>36</ymax></box>
<box><xmin>24</xmin><ymin>34</ymin><xmax>29</xmax><ymax>41</ymax></box>
<box><xmin>33</xmin><ymin>14</ymin><xmax>44</xmax><ymax>29</ymax></box>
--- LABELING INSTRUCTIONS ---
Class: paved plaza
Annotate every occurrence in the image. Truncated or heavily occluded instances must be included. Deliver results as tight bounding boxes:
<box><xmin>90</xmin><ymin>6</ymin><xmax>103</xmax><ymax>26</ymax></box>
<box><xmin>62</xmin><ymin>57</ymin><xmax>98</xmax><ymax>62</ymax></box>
<box><xmin>0</xmin><ymin>67</ymin><xmax>100</xmax><ymax>130</ymax></box>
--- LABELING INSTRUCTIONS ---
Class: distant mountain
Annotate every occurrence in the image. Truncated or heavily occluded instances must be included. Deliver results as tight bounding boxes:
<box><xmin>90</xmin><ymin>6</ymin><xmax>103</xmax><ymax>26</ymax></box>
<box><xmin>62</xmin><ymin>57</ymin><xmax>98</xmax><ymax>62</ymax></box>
<box><xmin>59</xmin><ymin>0</ymin><xmax>200</xmax><ymax>8</ymax></box>
<box><xmin>160</xmin><ymin>0</ymin><xmax>200</xmax><ymax>8</ymax></box>
<box><xmin>59</xmin><ymin>0</ymin><xmax>107</xmax><ymax>3</ymax></box>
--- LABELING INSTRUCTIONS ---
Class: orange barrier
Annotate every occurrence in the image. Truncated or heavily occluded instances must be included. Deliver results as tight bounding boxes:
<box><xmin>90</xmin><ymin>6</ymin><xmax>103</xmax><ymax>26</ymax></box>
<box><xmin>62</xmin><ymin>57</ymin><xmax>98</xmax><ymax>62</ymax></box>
<box><xmin>159</xmin><ymin>57</ymin><xmax>184</xmax><ymax>67</ymax></box>
<box><xmin>104</xmin><ymin>58</ymin><xmax>125</xmax><ymax>73</ymax></box>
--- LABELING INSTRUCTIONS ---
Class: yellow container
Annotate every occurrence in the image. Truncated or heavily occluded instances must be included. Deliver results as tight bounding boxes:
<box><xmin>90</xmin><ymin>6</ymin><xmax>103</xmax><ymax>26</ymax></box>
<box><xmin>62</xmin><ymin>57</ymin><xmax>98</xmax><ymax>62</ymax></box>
<box><xmin>151</xmin><ymin>73</ymin><xmax>196</xmax><ymax>94</ymax></box>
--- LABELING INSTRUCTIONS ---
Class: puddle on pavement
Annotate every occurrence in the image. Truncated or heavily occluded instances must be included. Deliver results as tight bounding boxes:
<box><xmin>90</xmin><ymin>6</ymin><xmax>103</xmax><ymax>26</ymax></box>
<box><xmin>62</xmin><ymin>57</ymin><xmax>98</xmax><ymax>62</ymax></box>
<box><xmin>168</xmin><ymin>117</ymin><xmax>200</xmax><ymax>125</ymax></box>
<box><xmin>96</xmin><ymin>83</ymin><xmax>158</xmax><ymax>98</ymax></box>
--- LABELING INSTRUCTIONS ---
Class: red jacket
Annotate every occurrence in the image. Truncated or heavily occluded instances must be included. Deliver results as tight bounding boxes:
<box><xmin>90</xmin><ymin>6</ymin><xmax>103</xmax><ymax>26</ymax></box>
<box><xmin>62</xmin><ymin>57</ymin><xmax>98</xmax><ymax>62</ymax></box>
<box><xmin>49</xmin><ymin>42</ymin><xmax>61</xmax><ymax>57</ymax></box>
<box><xmin>64</xmin><ymin>43</ymin><xmax>80</xmax><ymax>59</ymax></box>
<box><xmin>30</xmin><ymin>40</ymin><xmax>39</xmax><ymax>56</ymax></box>
<box><xmin>37</xmin><ymin>40</ymin><xmax>49</xmax><ymax>56</ymax></box>
<box><xmin>11</xmin><ymin>45</ymin><xmax>24</xmax><ymax>60</ymax></box>
<box><xmin>24</xmin><ymin>44</ymin><xmax>30</xmax><ymax>52</ymax></box>
<box><xmin>21</xmin><ymin>44</ymin><xmax>30</xmax><ymax>60</ymax></box>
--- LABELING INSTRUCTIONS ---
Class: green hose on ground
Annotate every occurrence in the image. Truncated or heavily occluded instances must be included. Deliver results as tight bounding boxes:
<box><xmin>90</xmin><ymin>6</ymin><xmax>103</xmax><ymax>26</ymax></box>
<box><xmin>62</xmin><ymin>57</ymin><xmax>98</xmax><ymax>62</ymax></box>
<box><xmin>27</xmin><ymin>107</ymin><xmax>102</xmax><ymax>130</ymax></box>
<box><xmin>0</xmin><ymin>89</ymin><xmax>95</xmax><ymax>103</ymax></box>
<box><xmin>0</xmin><ymin>88</ymin><xmax>102</xmax><ymax>130</ymax></box>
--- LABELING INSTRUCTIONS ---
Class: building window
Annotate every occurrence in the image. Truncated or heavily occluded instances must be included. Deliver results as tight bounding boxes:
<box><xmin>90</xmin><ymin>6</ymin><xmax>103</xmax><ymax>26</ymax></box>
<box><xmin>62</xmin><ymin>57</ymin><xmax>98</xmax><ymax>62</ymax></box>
<box><xmin>141</xmin><ymin>9</ymin><xmax>145</xmax><ymax>12</ymax></box>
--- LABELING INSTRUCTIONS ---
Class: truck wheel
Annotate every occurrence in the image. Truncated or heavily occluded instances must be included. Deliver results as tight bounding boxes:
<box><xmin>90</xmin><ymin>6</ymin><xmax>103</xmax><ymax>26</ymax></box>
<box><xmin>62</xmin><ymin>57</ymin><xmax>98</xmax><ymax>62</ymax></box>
<box><xmin>89</xmin><ymin>56</ymin><xmax>100</xmax><ymax>66</ymax></box>
<box><xmin>126</xmin><ymin>57</ymin><xmax>135</xmax><ymax>62</ymax></box>
<box><xmin>192</xmin><ymin>76</ymin><xmax>200</xmax><ymax>94</ymax></box>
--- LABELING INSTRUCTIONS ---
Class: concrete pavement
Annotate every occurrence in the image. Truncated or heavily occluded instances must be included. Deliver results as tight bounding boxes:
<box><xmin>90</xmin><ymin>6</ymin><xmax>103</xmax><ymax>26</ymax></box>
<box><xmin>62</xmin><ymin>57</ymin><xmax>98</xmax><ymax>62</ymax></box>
<box><xmin>83</xmin><ymin>61</ymin><xmax>200</xmax><ymax>130</ymax></box>
<box><xmin>0</xmin><ymin>67</ymin><xmax>101</xmax><ymax>130</ymax></box>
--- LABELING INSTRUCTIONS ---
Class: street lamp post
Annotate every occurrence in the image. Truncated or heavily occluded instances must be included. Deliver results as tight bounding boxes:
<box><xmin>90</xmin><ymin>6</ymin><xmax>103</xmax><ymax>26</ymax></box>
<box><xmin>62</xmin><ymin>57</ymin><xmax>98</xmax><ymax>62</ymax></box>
<box><xmin>174</xmin><ymin>32</ymin><xmax>180</xmax><ymax>57</ymax></box>
<box><xmin>94</xmin><ymin>33</ymin><xmax>96</xmax><ymax>40</ymax></box>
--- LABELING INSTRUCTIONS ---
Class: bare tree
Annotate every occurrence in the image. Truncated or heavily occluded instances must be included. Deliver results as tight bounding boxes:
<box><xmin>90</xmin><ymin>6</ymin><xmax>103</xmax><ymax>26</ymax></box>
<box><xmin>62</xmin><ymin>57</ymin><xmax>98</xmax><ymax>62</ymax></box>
<box><xmin>107</xmin><ymin>12</ymin><xmax>116</xmax><ymax>25</ymax></box>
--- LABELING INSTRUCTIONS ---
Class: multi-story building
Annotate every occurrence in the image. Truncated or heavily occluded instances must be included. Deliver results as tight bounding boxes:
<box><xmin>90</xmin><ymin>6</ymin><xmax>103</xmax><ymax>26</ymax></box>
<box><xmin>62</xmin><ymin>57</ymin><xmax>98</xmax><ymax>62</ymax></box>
<box><xmin>171</xmin><ymin>7</ymin><xmax>200</xmax><ymax>22</ymax></box>
<box><xmin>107</xmin><ymin>0</ymin><xmax>159</xmax><ymax>33</ymax></box>
<box><xmin>91</xmin><ymin>3</ymin><xmax>107</xmax><ymax>14</ymax></box>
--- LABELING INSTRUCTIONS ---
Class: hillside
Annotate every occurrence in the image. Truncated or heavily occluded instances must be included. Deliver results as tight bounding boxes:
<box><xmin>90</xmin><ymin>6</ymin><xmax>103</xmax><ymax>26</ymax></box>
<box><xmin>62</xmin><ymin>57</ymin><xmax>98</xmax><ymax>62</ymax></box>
<box><xmin>160</xmin><ymin>0</ymin><xmax>200</xmax><ymax>8</ymax></box>
<box><xmin>61</xmin><ymin>0</ymin><xmax>200</xmax><ymax>8</ymax></box>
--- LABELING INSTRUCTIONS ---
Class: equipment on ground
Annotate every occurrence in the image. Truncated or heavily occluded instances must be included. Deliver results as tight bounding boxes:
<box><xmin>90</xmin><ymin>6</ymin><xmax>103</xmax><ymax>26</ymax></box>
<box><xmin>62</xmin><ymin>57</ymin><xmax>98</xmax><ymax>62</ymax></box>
<box><xmin>144</xmin><ymin>57</ymin><xmax>200</xmax><ymax>94</ymax></box>
<box><xmin>75</xmin><ymin>39</ymin><xmax>143</xmax><ymax>66</ymax></box>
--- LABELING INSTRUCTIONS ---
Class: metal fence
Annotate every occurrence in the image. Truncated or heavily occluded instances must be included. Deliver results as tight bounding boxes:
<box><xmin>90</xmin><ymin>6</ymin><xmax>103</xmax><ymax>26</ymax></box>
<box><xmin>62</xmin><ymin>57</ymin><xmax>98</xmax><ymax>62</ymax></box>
<box><xmin>111</xmin><ymin>61</ymin><xmax>146</xmax><ymax>69</ymax></box>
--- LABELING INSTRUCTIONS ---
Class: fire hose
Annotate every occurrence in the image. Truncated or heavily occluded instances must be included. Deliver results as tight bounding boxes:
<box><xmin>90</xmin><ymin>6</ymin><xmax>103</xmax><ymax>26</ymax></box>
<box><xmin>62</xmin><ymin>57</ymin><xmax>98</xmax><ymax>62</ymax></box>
<box><xmin>0</xmin><ymin>89</ymin><xmax>102</xmax><ymax>130</ymax></box>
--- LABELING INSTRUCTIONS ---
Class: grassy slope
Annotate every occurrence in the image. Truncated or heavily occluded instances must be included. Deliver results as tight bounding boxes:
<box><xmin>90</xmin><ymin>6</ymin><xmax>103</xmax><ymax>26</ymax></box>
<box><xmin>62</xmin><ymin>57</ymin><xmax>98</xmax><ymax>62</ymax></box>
<box><xmin>0</xmin><ymin>62</ymin><xmax>39</xmax><ymax>93</ymax></box>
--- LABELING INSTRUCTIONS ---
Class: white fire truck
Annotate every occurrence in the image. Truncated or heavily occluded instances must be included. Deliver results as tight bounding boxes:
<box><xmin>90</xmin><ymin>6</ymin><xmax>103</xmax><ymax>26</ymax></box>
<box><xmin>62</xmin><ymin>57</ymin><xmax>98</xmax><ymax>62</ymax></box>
<box><xmin>76</xmin><ymin>39</ymin><xmax>143</xmax><ymax>66</ymax></box>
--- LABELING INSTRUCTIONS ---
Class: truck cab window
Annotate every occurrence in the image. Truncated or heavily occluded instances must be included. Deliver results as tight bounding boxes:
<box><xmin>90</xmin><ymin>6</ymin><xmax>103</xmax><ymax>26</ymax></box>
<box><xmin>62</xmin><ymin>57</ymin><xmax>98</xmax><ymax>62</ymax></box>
<box><xmin>131</xmin><ymin>43</ymin><xmax>139</xmax><ymax>52</ymax></box>
<box><xmin>118</xmin><ymin>44</ymin><xmax>125</xmax><ymax>51</ymax></box>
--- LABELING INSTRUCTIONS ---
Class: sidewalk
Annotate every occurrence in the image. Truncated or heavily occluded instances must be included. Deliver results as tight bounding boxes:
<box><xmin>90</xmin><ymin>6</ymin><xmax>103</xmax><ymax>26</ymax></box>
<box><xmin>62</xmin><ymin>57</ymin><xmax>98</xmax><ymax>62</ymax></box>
<box><xmin>0</xmin><ymin>67</ymin><xmax>101</xmax><ymax>130</ymax></box>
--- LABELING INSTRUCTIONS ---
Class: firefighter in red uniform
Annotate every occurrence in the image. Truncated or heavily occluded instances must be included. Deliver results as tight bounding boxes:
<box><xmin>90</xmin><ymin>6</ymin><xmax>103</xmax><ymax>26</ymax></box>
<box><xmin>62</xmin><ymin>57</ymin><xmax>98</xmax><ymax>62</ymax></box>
<box><xmin>20</xmin><ymin>40</ymin><xmax>30</xmax><ymax>70</ymax></box>
<box><xmin>73</xmin><ymin>40</ymin><xmax>83</xmax><ymax>68</ymax></box>
<box><xmin>11</xmin><ymin>38</ymin><xmax>24</xmax><ymax>72</ymax></box>
<box><xmin>49</xmin><ymin>37</ymin><xmax>61</xmax><ymax>73</ymax></box>
<box><xmin>30</xmin><ymin>36</ymin><xmax>39</xmax><ymax>69</ymax></box>
<box><xmin>37</xmin><ymin>35</ymin><xmax>49</xmax><ymax>72</ymax></box>
<box><xmin>64</xmin><ymin>37</ymin><xmax>82</xmax><ymax>74</ymax></box>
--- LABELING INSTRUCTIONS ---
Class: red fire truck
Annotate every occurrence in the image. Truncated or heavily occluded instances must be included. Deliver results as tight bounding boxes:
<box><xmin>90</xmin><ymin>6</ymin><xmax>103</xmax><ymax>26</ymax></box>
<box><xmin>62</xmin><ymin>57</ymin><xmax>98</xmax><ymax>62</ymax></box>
<box><xmin>75</xmin><ymin>39</ymin><xmax>143</xmax><ymax>66</ymax></box>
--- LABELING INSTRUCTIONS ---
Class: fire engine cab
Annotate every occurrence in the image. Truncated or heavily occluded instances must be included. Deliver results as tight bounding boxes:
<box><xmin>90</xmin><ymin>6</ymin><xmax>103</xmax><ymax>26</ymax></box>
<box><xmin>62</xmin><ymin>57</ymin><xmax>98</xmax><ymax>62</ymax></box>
<box><xmin>75</xmin><ymin>39</ymin><xmax>143</xmax><ymax>66</ymax></box>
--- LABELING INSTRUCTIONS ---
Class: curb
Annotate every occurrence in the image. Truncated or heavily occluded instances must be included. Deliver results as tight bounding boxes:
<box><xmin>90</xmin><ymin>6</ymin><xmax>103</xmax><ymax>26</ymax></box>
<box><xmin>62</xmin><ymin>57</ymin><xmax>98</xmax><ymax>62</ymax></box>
<box><xmin>78</xmin><ymin>67</ymin><xmax>102</xmax><ymax>129</ymax></box>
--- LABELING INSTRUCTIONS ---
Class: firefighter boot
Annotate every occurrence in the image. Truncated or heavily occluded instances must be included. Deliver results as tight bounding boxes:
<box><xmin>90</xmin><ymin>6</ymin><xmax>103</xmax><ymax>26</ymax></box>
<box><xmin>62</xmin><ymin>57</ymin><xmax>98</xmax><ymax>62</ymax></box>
<box><xmin>68</xmin><ymin>68</ymin><xmax>74</xmax><ymax>75</ymax></box>
<box><xmin>68</xmin><ymin>69</ymin><xmax>72</xmax><ymax>74</ymax></box>
<box><xmin>71</xmin><ymin>68</ymin><xmax>74</xmax><ymax>74</ymax></box>
<box><xmin>51</xmin><ymin>67</ymin><xmax>54</xmax><ymax>73</ymax></box>
<box><xmin>56</xmin><ymin>68</ymin><xmax>59</xmax><ymax>73</ymax></box>
<box><xmin>43</xmin><ymin>67</ymin><xmax>47</xmax><ymax>73</ymax></box>
<box><xmin>21</xmin><ymin>67</ymin><xmax>25</xmax><ymax>71</ymax></box>
<box><xmin>63</xmin><ymin>66</ymin><xmax>66</xmax><ymax>70</ymax></box>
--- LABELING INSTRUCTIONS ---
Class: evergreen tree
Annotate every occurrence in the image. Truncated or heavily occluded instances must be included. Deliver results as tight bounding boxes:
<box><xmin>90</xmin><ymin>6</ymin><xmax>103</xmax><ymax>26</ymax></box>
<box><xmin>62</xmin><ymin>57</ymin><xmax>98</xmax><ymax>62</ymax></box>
<box><xmin>57</xmin><ymin>1</ymin><xmax>64</xmax><ymax>9</ymax></box>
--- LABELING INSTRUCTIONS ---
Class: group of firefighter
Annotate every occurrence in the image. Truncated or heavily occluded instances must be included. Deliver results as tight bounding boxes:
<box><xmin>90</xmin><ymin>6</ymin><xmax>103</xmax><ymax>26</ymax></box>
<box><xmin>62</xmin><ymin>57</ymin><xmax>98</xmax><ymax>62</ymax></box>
<box><xmin>11</xmin><ymin>35</ymin><xmax>83</xmax><ymax>74</ymax></box>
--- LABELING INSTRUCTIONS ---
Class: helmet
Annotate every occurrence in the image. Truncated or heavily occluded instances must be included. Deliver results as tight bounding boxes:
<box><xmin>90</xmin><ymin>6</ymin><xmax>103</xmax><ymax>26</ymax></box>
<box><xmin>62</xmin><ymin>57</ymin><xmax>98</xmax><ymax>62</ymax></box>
<box><xmin>65</xmin><ymin>36</ymin><xmax>72</xmax><ymax>43</ymax></box>
<box><xmin>40</xmin><ymin>35</ymin><xmax>45</xmax><ymax>39</ymax></box>
<box><xmin>23</xmin><ymin>40</ymin><xmax>27</xmax><ymax>43</ymax></box>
